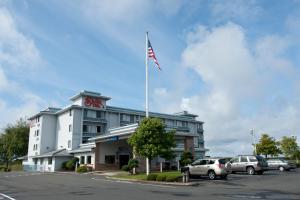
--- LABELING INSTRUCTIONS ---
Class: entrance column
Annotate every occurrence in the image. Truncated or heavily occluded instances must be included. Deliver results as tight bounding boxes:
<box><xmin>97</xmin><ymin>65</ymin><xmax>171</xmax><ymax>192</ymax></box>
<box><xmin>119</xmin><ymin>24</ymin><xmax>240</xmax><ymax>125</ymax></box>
<box><xmin>184</xmin><ymin>136</ymin><xmax>195</xmax><ymax>159</ymax></box>
<box><xmin>94</xmin><ymin>142</ymin><xmax>100</xmax><ymax>170</ymax></box>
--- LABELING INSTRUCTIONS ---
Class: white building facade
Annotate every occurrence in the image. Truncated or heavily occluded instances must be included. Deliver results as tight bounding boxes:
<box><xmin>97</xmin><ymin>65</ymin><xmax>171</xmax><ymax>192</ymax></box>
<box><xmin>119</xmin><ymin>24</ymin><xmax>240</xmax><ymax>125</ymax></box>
<box><xmin>23</xmin><ymin>91</ymin><xmax>208</xmax><ymax>172</ymax></box>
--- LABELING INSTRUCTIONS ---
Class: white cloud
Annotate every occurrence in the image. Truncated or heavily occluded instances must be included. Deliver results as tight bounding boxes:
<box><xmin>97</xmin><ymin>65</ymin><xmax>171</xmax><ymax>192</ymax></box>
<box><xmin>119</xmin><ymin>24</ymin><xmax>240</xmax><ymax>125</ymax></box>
<box><xmin>0</xmin><ymin>7</ymin><xmax>45</xmax><ymax>129</ymax></box>
<box><xmin>154</xmin><ymin>22</ymin><xmax>300</xmax><ymax>156</ymax></box>
<box><xmin>0</xmin><ymin>67</ymin><xmax>8</xmax><ymax>91</ymax></box>
<box><xmin>210</xmin><ymin>0</ymin><xmax>262</xmax><ymax>21</ymax></box>
<box><xmin>0</xmin><ymin>7</ymin><xmax>41</xmax><ymax>69</ymax></box>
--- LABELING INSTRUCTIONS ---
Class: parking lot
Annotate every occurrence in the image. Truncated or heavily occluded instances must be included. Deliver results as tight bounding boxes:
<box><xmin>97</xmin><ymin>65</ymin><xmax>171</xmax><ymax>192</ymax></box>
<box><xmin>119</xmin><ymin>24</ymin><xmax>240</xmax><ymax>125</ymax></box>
<box><xmin>0</xmin><ymin>169</ymin><xmax>299</xmax><ymax>200</ymax></box>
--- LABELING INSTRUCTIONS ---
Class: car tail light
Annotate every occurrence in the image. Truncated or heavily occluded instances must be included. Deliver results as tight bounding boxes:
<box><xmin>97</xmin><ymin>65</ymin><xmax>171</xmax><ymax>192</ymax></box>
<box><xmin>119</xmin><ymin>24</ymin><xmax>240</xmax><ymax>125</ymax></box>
<box><xmin>218</xmin><ymin>164</ymin><xmax>225</xmax><ymax>168</ymax></box>
<box><xmin>257</xmin><ymin>162</ymin><xmax>261</xmax><ymax>167</ymax></box>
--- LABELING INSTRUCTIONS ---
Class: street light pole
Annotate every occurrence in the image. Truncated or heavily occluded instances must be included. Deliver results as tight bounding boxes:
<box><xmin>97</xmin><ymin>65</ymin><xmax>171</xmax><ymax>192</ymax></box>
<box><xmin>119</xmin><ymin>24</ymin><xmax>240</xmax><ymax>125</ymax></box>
<box><xmin>250</xmin><ymin>129</ymin><xmax>257</xmax><ymax>155</ymax></box>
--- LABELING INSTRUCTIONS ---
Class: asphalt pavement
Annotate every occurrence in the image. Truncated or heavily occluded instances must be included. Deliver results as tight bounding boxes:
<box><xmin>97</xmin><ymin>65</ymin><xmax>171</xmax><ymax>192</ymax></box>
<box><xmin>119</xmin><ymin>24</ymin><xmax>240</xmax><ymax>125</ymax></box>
<box><xmin>0</xmin><ymin>169</ymin><xmax>299</xmax><ymax>200</ymax></box>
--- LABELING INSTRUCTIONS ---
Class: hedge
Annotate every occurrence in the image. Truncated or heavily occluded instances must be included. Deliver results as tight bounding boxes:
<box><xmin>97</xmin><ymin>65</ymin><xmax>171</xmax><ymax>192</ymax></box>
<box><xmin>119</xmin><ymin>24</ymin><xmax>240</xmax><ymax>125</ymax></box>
<box><xmin>146</xmin><ymin>174</ymin><xmax>158</xmax><ymax>181</ymax></box>
<box><xmin>156</xmin><ymin>174</ymin><xmax>166</xmax><ymax>181</ymax></box>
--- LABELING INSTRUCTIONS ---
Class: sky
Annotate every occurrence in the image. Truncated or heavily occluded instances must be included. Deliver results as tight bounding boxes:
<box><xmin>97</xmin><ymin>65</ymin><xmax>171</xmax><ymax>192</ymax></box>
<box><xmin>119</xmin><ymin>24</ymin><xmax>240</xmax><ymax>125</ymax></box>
<box><xmin>0</xmin><ymin>0</ymin><xmax>300</xmax><ymax>156</ymax></box>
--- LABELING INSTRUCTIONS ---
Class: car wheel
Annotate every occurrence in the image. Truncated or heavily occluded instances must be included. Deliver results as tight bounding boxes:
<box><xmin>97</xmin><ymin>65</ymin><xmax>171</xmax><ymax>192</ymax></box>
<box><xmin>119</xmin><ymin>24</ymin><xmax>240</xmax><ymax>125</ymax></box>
<box><xmin>208</xmin><ymin>170</ymin><xmax>216</xmax><ymax>180</ymax></box>
<box><xmin>247</xmin><ymin>167</ymin><xmax>255</xmax><ymax>175</ymax></box>
<box><xmin>279</xmin><ymin>166</ymin><xmax>285</xmax><ymax>172</ymax></box>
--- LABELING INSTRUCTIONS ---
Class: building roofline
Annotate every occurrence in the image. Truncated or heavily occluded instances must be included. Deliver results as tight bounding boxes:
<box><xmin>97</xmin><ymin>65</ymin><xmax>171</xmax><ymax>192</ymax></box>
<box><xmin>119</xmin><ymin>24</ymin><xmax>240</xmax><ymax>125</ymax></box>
<box><xmin>106</xmin><ymin>106</ymin><xmax>203</xmax><ymax>123</ymax></box>
<box><xmin>70</xmin><ymin>90</ymin><xmax>111</xmax><ymax>101</ymax></box>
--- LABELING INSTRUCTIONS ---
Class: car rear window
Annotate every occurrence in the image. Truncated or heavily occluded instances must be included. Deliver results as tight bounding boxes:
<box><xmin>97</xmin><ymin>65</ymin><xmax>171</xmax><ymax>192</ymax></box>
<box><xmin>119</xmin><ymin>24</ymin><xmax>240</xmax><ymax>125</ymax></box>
<box><xmin>249</xmin><ymin>156</ymin><xmax>257</xmax><ymax>162</ymax></box>
<box><xmin>256</xmin><ymin>156</ymin><xmax>266</xmax><ymax>162</ymax></box>
<box><xmin>218</xmin><ymin>159</ymin><xmax>227</xmax><ymax>164</ymax></box>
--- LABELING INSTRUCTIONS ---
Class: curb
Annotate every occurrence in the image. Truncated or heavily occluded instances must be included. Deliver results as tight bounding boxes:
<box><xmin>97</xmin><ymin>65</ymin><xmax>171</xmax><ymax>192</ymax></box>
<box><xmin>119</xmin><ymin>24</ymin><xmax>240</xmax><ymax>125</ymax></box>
<box><xmin>106</xmin><ymin>176</ymin><xmax>199</xmax><ymax>186</ymax></box>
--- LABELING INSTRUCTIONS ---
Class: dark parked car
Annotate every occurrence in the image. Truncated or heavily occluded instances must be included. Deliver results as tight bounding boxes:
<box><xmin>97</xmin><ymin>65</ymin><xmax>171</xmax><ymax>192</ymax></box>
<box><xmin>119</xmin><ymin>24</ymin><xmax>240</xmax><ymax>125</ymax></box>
<box><xmin>267</xmin><ymin>158</ymin><xmax>296</xmax><ymax>171</ymax></box>
<box><xmin>229</xmin><ymin>155</ymin><xmax>268</xmax><ymax>175</ymax></box>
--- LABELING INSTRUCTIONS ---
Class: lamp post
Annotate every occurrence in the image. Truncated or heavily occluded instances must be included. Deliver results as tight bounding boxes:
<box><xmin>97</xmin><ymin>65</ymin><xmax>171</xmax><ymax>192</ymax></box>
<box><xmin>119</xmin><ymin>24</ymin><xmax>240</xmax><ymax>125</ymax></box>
<box><xmin>250</xmin><ymin>129</ymin><xmax>257</xmax><ymax>155</ymax></box>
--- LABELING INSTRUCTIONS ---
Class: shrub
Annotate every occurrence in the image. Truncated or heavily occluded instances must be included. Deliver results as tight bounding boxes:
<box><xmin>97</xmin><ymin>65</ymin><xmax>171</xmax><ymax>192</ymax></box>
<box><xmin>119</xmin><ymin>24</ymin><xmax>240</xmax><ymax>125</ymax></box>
<box><xmin>66</xmin><ymin>160</ymin><xmax>74</xmax><ymax>170</ymax></box>
<box><xmin>76</xmin><ymin>166</ymin><xmax>88</xmax><ymax>173</ymax></box>
<box><xmin>121</xmin><ymin>165</ymin><xmax>130</xmax><ymax>172</ymax></box>
<box><xmin>179</xmin><ymin>151</ymin><xmax>193</xmax><ymax>167</ymax></box>
<box><xmin>128</xmin><ymin>159</ymin><xmax>139</xmax><ymax>169</ymax></box>
<box><xmin>165</xmin><ymin>174</ymin><xmax>180</xmax><ymax>182</ymax></box>
<box><xmin>65</xmin><ymin>157</ymin><xmax>79</xmax><ymax>170</ymax></box>
<box><xmin>61</xmin><ymin>161</ymin><xmax>68</xmax><ymax>170</ymax></box>
<box><xmin>146</xmin><ymin>174</ymin><xmax>158</xmax><ymax>181</ymax></box>
<box><xmin>156</xmin><ymin>174</ymin><xmax>167</xmax><ymax>181</ymax></box>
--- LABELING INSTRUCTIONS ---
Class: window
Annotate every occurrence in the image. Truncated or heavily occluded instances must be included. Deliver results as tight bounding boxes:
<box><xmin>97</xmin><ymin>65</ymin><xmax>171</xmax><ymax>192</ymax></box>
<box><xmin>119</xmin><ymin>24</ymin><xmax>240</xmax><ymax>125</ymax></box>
<box><xmin>249</xmin><ymin>156</ymin><xmax>257</xmax><ymax>162</ymax></box>
<box><xmin>87</xmin><ymin>110</ymin><xmax>96</xmax><ymax>118</ymax></box>
<box><xmin>69</xmin><ymin>124</ymin><xmax>72</xmax><ymax>132</ymax></box>
<box><xmin>80</xmin><ymin>156</ymin><xmax>85</xmax><ymax>164</ymax></box>
<box><xmin>192</xmin><ymin>160</ymin><xmax>201</xmax><ymax>166</ymax></box>
<box><xmin>69</xmin><ymin>109</ymin><xmax>72</xmax><ymax>116</ymax></box>
<box><xmin>36</xmin><ymin>116</ymin><xmax>40</xmax><ymax>123</ymax></box>
<box><xmin>83</xmin><ymin>125</ymin><xmax>88</xmax><ymax>132</ymax></box>
<box><xmin>105</xmin><ymin>155</ymin><xmax>115</xmax><ymax>164</ymax></box>
<box><xmin>33</xmin><ymin>144</ymin><xmax>38</xmax><ymax>150</ymax></box>
<box><xmin>68</xmin><ymin>140</ymin><xmax>71</xmax><ymax>148</ymax></box>
<box><xmin>48</xmin><ymin>157</ymin><xmax>52</xmax><ymax>165</ymax></box>
<box><xmin>199</xmin><ymin>160</ymin><xmax>208</xmax><ymax>165</ymax></box>
<box><xmin>96</xmin><ymin>111</ymin><xmax>102</xmax><ymax>118</ymax></box>
<box><xmin>130</xmin><ymin>115</ymin><xmax>134</xmax><ymax>122</ymax></box>
<box><xmin>182</xmin><ymin>121</ymin><xmax>188</xmax><ymax>127</ymax></box>
<box><xmin>96</xmin><ymin>126</ymin><xmax>101</xmax><ymax>133</ymax></box>
<box><xmin>241</xmin><ymin>156</ymin><xmax>248</xmax><ymax>162</ymax></box>
<box><xmin>166</xmin><ymin>119</ymin><xmax>174</xmax><ymax>126</ymax></box>
<box><xmin>36</xmin><ymin>130</ymin><xmax>39</xmax><ymax>137</ymax></box>
<box><xmin>230</xmin><ymin>157</ymin><xmax>239</xmax><ymax>163</ymax></box>
<box><xmin>194</xmin><ymin>137</ymin><xmax>199</xmax><ymax>148</ymax></box>
<box><xmin>87</xmin><ymin>156</ymin><xmax>92</xmax><ymax>164</ymax></box>
<box><xmin>208</xmin><ymin>160</ymin><xmax>215</xmax><ymax>165</ymax></box>
<box><xmin>121</xmin><ymin>114</ymin><xmax>130</xmax><ymax>122</ymax></box>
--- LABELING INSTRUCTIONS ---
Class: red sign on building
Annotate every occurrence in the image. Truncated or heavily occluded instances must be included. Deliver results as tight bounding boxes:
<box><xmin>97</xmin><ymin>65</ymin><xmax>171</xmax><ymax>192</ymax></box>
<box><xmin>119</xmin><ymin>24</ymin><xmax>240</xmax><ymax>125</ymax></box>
<box><xmin>84</xmin><ymin>96</ymin><xmax>104</xmax><ymax>108</ymax></box>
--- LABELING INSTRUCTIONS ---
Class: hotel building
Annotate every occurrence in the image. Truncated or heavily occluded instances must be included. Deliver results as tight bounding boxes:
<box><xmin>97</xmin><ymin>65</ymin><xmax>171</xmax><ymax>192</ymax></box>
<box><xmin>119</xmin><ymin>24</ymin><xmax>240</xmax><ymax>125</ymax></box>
<box><xmin>22</xmin><ymin>90</ymin><xmax>208</xmax><ymax>172</ymax></box>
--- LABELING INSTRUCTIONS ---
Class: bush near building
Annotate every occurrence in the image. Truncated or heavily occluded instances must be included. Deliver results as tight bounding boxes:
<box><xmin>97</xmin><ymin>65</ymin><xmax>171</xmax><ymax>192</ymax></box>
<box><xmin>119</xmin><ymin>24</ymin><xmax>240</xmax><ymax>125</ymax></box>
<box><xmin>114</xmin><ymin>171</ymin><xmax>181</xmax><ymax>182</ymax></box>
<box><xmin>156</xmin><ymin>174</ymin><xmax>166</xmax><ymax>181</ymax></box>
<box><xmin>76</xmin><ymin>165</ymin><xmax>88</xmax><ymax>173</ymax></box>
<box><xmin>147</xmin><ymin>174</ymin><xmax>158</xmax><ymax>181</ymax></box>
<box><xmin>62</xmin><ymin>157</ymin><xmax>79</xmax><ymax>171</ymax></box>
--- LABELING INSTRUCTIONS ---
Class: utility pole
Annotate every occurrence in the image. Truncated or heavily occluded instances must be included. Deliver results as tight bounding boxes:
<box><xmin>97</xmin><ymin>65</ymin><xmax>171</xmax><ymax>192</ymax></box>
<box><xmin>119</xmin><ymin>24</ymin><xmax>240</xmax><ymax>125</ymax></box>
<box><xmin>250</xmin><ymin>129</ymin><xmax>257</xmax><ymax>155</ymax></box>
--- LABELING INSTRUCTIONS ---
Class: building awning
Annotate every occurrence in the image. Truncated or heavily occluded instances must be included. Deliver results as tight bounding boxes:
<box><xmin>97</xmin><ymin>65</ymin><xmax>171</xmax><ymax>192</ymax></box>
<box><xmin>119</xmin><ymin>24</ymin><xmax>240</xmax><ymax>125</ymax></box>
<box><xmin>31</xmin><ymin>149</ymin><xmax>72</xmax><ymax>158</ymax></box>
<box><xmin>89</xmin><ymin>123</ymin><xmax>138</xmax><ymax>142</ymax></box>
<box><xmin>69</xmin><ymin>143</ymin><xmax>95</xmax><ymax>153</ymax></box>
<box><xmin>17</xmin><ymin>155</ymin><xmax>28</xmax><ymax>160</ymax></box>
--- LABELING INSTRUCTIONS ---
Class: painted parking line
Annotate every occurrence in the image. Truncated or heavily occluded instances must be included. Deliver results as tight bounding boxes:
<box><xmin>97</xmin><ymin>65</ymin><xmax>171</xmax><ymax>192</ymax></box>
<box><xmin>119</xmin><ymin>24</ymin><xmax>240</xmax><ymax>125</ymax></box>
<box><xmin>0</xmin><ymin>193</ymin><xmax>16</xmax><ymax>200</ymax></box>
<box><xmin>0</xmin><ymin>173</ymin><xmax>44</xmax><ymax>179</ymax></box>
<box><xmin>91</xmin><ymin>177</ymin><xmax>176</xmax><ymax>188</ymax></box>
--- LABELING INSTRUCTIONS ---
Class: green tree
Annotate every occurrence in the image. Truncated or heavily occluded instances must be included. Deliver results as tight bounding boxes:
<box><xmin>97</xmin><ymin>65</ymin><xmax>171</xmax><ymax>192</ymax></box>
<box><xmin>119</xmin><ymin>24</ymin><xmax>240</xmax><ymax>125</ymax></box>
<box><xmin>128</xmin><ymin>118</ymin><xmax>176</xmax><ymax>175</ymax></box>
<box><xmin>0</xmin><ymin>118</ymin><xmax>29</xmax><ymax>169</ymax></box>
<box><xmin>256</xmin><ymin>134</ymin><xmax>281</xmax><ymax>158</ymax></box>
<box><xmin>280</xmin><ymin>136</ymin><xmax>300</xmax><ymax>160</ymax></box>
<box><xmin>179</xmin><ymin>151</ymin><xmax>193</xmax><ymax>167</ymax></box>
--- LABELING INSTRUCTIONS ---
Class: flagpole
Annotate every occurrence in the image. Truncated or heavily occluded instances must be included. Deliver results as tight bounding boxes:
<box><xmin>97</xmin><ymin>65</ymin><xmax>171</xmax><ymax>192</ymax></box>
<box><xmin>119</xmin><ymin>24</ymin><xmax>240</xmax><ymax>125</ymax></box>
<box><xmin>145</xmin><ymin>32</ymin><xmax>149</xmax><ymax>118</ymax></box>
<box><xmin>145</xmin><ymin>32</ymin><xmax>150</xmax><ymax>175</ymax></box>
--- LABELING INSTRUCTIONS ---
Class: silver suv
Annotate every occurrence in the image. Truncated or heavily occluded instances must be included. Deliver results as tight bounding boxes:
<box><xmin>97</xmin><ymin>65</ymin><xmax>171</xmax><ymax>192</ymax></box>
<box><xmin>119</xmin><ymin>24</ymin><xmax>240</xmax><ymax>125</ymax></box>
<box><xmin>229</xmin><ymin>155</ymin><xmax>268</xmax><ymax>175</ymax></box>
<box><xmin>267</xmin><ymin>158</ymin><xmax>296</xmax><ymax>171</ymax></box>
<box><xmin>181</xmin><ymin>158</ymin><xmax>232</xmax><ymax>180</ymax></box>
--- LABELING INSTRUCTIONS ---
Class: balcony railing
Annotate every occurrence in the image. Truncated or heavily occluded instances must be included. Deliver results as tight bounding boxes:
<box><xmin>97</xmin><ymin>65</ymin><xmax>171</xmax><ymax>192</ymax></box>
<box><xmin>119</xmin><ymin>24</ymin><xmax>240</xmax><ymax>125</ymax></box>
<box><xmin>82</xmin><ymin>132</ymin><xmax>102</xmax><ymax>138</ymax></box>
<box><xmin>166</xmin><ymin>125</ymin><xmax>190</xmax><ymax>132</ymax></box>
<box><xmin>197</xmin><ymin>128</ymin><xmax>204</xmax><ymax>133</ymax></box>
<box><xmin>83</xmin><ymin>117</ymin><xmax>107</xmax><ymax>123</ymax></box>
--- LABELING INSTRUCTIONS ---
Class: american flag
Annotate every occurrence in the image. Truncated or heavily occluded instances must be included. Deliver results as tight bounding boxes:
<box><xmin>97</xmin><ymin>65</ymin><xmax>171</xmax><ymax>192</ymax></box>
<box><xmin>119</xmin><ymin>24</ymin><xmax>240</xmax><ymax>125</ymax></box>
<box><xmin>148</xmin><ymin>39</ymin><xmax>161</xmax><ymax>70</ymax></box>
